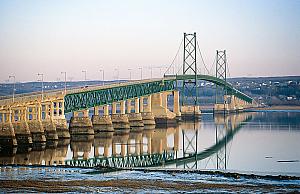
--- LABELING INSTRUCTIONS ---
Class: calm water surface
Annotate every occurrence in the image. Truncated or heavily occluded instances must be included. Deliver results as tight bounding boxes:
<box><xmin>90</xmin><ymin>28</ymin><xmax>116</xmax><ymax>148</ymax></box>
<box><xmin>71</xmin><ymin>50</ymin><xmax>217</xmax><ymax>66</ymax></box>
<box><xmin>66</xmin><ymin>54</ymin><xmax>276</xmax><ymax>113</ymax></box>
<box><xmin>1</xmin><ymin>111</ymin><xmax>300</xmax><ymax>176</ymax></box>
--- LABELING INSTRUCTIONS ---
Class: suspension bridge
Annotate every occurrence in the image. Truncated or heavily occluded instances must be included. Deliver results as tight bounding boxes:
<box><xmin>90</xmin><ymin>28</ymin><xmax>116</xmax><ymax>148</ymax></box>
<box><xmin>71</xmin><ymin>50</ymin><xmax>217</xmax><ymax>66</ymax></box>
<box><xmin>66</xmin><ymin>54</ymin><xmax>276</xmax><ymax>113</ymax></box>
<box><xmin>0</xmin><ymin>32</ymin><xmax>256</xmax><ymax>147</ymax></box>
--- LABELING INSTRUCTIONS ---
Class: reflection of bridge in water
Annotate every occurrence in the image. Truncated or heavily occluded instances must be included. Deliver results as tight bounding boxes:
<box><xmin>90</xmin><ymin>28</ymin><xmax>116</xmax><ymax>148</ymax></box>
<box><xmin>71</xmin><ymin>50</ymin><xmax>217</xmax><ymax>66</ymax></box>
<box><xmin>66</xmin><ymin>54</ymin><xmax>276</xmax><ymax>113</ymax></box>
<box><xmin>64</xmin><ymin>113</ymin><xmax>253</xmax><ymax>168</ymax></box>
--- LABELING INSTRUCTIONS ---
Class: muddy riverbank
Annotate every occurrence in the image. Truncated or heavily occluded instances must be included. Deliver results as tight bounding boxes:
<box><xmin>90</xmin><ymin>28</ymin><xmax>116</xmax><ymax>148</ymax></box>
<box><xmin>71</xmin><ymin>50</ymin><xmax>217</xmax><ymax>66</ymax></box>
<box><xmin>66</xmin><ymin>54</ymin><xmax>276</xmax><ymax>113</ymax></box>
<box><xmin>1</xmin><ymin>178</ymin><xmax>300</xmax><ymax>193</ymax></box>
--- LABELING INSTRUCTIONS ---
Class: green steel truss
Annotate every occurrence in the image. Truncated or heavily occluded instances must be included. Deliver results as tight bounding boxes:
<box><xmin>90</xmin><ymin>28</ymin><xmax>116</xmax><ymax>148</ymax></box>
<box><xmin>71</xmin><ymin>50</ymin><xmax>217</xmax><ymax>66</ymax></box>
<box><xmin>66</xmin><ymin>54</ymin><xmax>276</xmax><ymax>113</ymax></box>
<box><xmin>65</xmin><ymin>151</ymin><xmax>175</xmax><ymax>168</ymax></box>
<box><xmin>174</xmin><ymin>74</ymin><xmax>253</xmax><ymax>104</ymax></box>
<box><xmin>64</xmin><ymin>75</ymin><xmax>253</xmax><ymax>113</ymax></box>
<box><xmin>64</xmin><ymin>79</ymin><xmax>175</xmax><ymax>113</ymax></box>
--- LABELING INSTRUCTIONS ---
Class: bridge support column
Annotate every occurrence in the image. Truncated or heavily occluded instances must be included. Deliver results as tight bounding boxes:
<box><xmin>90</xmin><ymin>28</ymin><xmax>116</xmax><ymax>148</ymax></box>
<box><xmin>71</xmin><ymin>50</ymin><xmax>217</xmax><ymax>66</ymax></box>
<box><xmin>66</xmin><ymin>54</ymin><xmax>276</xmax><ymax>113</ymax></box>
<box><xmin>104</xmin><ymin>105</ymin><xmax>109</xmax><ymax>116</ymax></box>
<box><xmin>127</xmin><ymin>100</ymin><xmax>132</xmax><ymax>113</ymax></box>
<box><xmin>69</xmin><ymin>109</ymin><xmax>94</xmax><ymax>135</ymax></box>
<box><xmin>214</xmin><ymin>95</ymin><xmax>238</xmax><ymax>114</ymax></box>
<box><xmin>112</xmin><ymin>102</ymin><xmax>130</xmax><ymax>135</ymax></box>
<box><xmin>151</xmin><ymin>92</ymin><xmax>176</xmax><ymax>126</ymax></box>
<box><xmin>128</xmin><ymin>98</ymin><xmax>144</xmax><ymax>132</ymax></box>
<box><xmin>227</xmin><ymin>95</ymin><xmax>237</xmax><ymax>113</ymax></box>
<box><xmin>120</xmin><ymin>101</ymin><xmax>126</xmax><ymax>114</ymax></box>
<box><xmin>235</xmin><ymin>97</ymin><xmax>244</xmax><ymax>112</ymax></box>
<box><xmin>27</xmin><ymin>103</ymin><xmax>46</xmax><ymax>143</ymax></box>
<box><xmin>140</xmin><ymin>97</ymin><xmax>144</xmax><ymax>113</ymax></box>
<box><xmin>0</xmin><ymin>109</ymin><xmax>17</xmax><ymax>147</ymax></box>
<box><xmin>142</xmin><ymin>95</ymin><xmax>155</xmax><ymax>129</ymax></box>
<box><xmin>112</xmin><ymin>102</ymin><xmax>117</xmax><ymax>114</ymax></box>
<box><xmin>92</xmin><ymin>105</ymin><xmax>114</xmax><ymax>133</ymax></box>
<box><xmin>214</xmin><ymin>103</ymin><xmax>230</xmax><ymax>114</ymax></box>
<box><xmin>173</xmin><ymin>90</ymin><xmax>181</xmax><ymax>119</ymax></box>
<box><xmin>42</xmin><ymin>103</ymin><xmax>58</xmax><ymax>141</ymax></box>
<box><xmin>181</xmin><ymin>105</ymin><xmax>201</xmax><ymax>120</ymax></box>
<box><xmin>12</xmin><ymin>107</ymin><xmax>32</xmax><ymax>144</ymax></box>
<box><xmin>53</xmin><ymin>100</ymin><xmax>70</xmax><ymax>138</ymax></box>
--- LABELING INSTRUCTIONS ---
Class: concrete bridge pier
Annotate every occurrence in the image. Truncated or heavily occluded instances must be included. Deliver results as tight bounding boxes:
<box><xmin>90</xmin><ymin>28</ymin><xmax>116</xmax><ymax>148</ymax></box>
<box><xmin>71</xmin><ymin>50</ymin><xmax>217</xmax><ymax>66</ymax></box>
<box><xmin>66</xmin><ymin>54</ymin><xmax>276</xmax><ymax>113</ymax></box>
<box><xmin>141</xmin><ymin>95</ymin><xmax>156</xmax><ymax>129</ymax></box>
<box><xmin>173</xmin><ymin>90</ymin><xmax>181</xmax><ymax>120</ymax></box>
<box><xmin>69</xmin><ymin>109</ymin><xmax>94</xmax><ymax>135</ymax></box>
<box><xmin>128</xmin><ymin>98</ymin><xmax>144</xmax><ymax>132</ymax></box>
<box><xmin>0</xmin><ymin>109</ymin><xmax>17</xmax><ymax>147</ymax></box>
<box><xmin>52</xmin><ymin>100</ymin><xmax>70</xmax><ymax>138</ymax></box>
<box><xmin>92</xmin><ymin>105</ymin><xmax>114</xmax><ymax>133</ymax></box>
<box><xmin>42</xmin><ymin>102</ymin><xmax>58</xmax><ymax>141</ymax></box>
<box><xmin>234</xmin><ymin>96</ymin><xmax>244</xmax><ymax>112</ymax></box>
<box><xmin>151</xmin><ymin>92</ymin><xmax>177</xmax><ymax>126</ymax></box>
<box><xmin>12</xmin><ymin>107</ymin><xmax>32</xmax><ymax>144</ymax></box>
<box><xmin>112</xmin><ymin>102</ymin><xmax>130</xmax><ymax>135</ymax></box>
<box><xmin>214</xmin><ymin>95</ymin><xmax>247</xmax><ymax>114</ymax></box>
<box><xmin>27</xmin><ymin>103</ymin><xmax>46</xmax><ymax>143</ymax></box>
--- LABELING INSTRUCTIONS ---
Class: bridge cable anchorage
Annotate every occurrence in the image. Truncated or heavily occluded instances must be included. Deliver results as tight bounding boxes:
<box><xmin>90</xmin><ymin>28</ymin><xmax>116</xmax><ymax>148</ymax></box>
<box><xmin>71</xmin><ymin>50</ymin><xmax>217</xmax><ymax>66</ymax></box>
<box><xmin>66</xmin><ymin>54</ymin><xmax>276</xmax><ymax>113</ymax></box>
<box><xmin>164</xmin><ymin>38</ymin><xmax>183</xmax><ymax>76</ymax></box>
<box><xmin>196</xmin><ymin>40</ymin><xmax>210</xmax><ymax>75</ymax></box>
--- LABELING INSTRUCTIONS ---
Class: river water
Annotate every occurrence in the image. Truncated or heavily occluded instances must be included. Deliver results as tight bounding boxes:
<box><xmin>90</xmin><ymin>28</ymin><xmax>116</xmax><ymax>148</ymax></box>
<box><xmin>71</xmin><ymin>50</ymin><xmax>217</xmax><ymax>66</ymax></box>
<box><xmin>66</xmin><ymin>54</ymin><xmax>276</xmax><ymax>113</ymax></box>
<box><xmin>0</xmin><ymin>111</ymin><xmax>300</xmax><ymax>192</ymax></box>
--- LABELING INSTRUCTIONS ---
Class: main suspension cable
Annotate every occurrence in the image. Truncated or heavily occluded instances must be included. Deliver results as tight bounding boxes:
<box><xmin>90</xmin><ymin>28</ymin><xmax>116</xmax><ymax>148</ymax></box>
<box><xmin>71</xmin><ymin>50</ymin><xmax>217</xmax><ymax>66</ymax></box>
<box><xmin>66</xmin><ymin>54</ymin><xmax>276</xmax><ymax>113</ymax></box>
<box><xmin>196</xmin><ymin>40</ymin><xmax>210</xmax><ymax>75</ymax></box>
<box><xmin>164</xmin><ymin>38</ymin><xmax>183</xmax><ymax>76</ymax></box>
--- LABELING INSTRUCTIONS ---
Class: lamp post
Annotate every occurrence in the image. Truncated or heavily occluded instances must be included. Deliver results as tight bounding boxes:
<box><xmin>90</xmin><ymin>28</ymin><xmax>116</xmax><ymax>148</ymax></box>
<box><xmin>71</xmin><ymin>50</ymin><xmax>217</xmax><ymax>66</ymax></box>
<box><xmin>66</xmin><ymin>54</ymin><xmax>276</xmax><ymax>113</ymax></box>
<box><xmin>82</xmin><ymin>70</ymin><xmax>87</xmax><ymax>86</ymax></box>
<box><xmin>61</xmin><ymin>72</ymin><xmax>67</xmax><ymax>94</ymax></box>
<box><xmin>159</xmin><ymin>67</ymin><xmax>163</xmax><ymax>77</ymax></box>
<box><xmin>128</xmin><ymin>68</ymin><xmax>132</xmax><ymax>81</ymax></box>
<box><xmin>8</xmin><ymin>75</ymin><xmax>15</xmax><ymax>102</ymax></box>
<box><xmin>37</xmin><ymin>73</ymin><xmax>44</xmax><ymax>101</ymax></box>
<box><xmin>114</xmin><ymin>68</ymin><xmax>119</xmax><ymax>84</ymax></box>
<box><xmin>138</xmin><ymin>67</ymin><xmax>142</xmax><ymax>80</ymax></box>
<box><xmin>100</xmin><ymin>69</ymin><xmax>104</xmax><ymax>86</ymax></box>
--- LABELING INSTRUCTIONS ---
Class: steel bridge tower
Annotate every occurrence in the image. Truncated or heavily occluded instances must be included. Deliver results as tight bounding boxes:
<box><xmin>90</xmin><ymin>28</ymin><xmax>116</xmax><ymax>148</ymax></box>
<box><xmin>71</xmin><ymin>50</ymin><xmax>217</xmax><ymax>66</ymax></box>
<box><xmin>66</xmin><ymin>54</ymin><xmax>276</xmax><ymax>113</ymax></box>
<box><xmin>180</xmin><ymin>32</ymin><xmax>201</xmax><ymax>120</ymax></box>
<box><xmin>181</xmin><ymin>32</ymin><xmax>198</xmax><ymax>107</ymax></box>
<box><xmin>215</xmin><ymin>50</ymin><xmax>228</xmax><ymax>106</ymax></box>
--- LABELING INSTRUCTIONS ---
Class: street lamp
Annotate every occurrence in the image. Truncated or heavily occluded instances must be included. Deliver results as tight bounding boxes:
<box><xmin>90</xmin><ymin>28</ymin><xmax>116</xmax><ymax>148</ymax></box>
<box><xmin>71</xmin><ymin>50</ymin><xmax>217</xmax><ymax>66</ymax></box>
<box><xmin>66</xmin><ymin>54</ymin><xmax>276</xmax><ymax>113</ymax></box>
<box><xmin>100</xmin><ymin>69</ymin><xmax>104</xmax><ymax>86</ymax></box>
<box><xmin>114</xmin><ymin>68</ymin><xmax>119</xmax><ymax>84</ymax></box>
<box><xmin>8</xmin><ymin>75</ymin><xmax>15</xmax><ymax>102</ymax></box>
<box><xmin>61</xmin><ymin>72</ymin><xmax>67</xmax><ymax>94</ymax></box>
<box><xmin>149</xmin><ymin>66</ymin><xmax>153</xmax><ymax>79</ymax></box>
<box><xmin>159</xmin><ymin>67</ymin><xmax>163</xmax><ymax>77</ymax></box>
<box><xmin>138</xmin><ymin>67</ymin><xmax>142</xmax><ymax>80</ymax></box>
<box><xmin>37</xmin><ymin>73</ymin><xmax>44</xmax><ymax>101</ymax></box>
<box><xmin>82</xmin><ymin>70</ymin><xmax>87</xmax><ymax>86</ymax></box>
<box><xmin>128</xmin><ymin>68</ymin><xmax>132</xmax><ymax>81</ymax></box>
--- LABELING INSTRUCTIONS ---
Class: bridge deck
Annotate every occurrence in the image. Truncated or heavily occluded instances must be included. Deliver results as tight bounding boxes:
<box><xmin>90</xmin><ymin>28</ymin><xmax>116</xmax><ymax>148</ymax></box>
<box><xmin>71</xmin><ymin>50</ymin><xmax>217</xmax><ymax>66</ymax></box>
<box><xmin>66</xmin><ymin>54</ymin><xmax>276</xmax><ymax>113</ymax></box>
<box><xmin>0</xmin><ymin>75</ymin><xmax>253</xmax><ymax>110</ymax></box>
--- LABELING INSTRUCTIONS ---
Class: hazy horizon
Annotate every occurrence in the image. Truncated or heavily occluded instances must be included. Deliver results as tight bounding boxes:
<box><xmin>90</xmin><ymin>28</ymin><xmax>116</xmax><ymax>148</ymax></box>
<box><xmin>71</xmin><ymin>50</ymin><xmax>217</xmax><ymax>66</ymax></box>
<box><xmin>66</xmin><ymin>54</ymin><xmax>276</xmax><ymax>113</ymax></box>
<box><xmin>1</xmin><ymin>0</ymin><xmax>299</xmax><ymax>82</ymax></box>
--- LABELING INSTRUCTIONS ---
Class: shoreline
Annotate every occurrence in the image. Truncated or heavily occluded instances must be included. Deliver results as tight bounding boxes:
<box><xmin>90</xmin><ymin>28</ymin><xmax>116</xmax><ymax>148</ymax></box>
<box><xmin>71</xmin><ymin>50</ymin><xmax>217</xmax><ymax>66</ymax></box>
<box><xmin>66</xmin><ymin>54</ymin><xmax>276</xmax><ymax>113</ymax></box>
<box><xmin>248</xmin><ymin>105</ymin><xmax>300</xmax><ymax>111</ymax></box>
<box><xmin>1</xmin><ymin>178</ymin><xmax>299</xmax><ymax>193</ymax></box>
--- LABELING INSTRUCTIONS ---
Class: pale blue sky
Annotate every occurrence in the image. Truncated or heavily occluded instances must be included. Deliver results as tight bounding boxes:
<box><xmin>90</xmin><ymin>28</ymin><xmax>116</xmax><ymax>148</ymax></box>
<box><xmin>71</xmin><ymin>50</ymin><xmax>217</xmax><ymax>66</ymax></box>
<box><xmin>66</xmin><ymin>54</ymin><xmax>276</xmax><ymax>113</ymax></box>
<box><xmin>0</xmin><ymin>0</ymin><xmax>299</xmax><ymax>82</ymax></box>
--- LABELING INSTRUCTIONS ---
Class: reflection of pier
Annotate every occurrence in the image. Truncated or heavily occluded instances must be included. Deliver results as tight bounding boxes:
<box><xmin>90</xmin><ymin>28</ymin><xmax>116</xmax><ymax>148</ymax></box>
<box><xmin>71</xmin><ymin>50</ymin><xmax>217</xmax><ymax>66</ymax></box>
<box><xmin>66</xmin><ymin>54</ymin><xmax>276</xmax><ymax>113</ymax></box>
<box><xmin>1</xmin><ymin>113</ymin><xmax>253</xmax><ymax>168</ymax></box>
<box><xmin>0</xmin><ymin>139</ymin><xmax>69</xmax><ymax>166</ymax></box>
<box><xmin>65</xmin><ymin>113</ymin><xmax>252</xmax><ymax>168</ymax></box>
<box><xmin>65</xmin><ymin>127</ymin><xmax>179</xmax><ymax>168</ymax></box>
